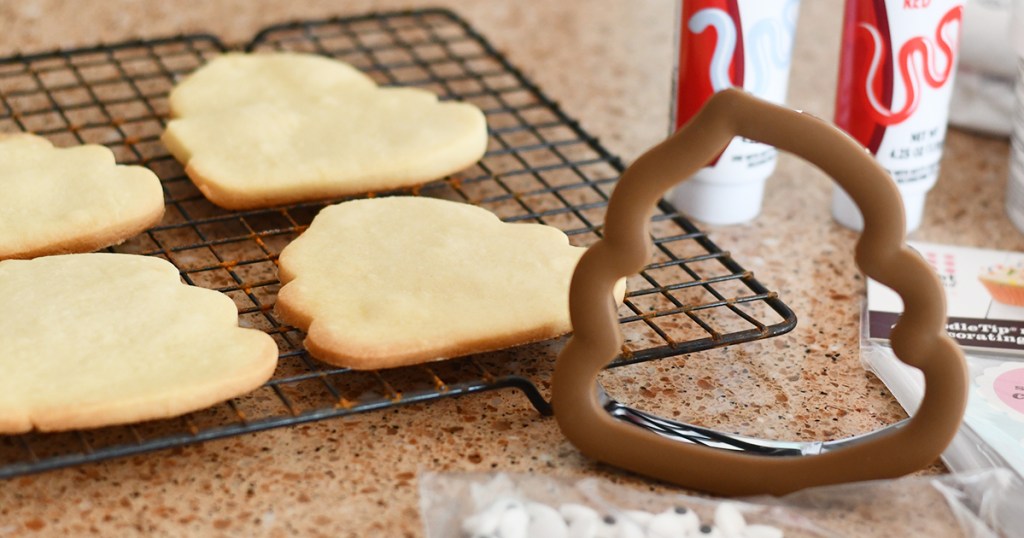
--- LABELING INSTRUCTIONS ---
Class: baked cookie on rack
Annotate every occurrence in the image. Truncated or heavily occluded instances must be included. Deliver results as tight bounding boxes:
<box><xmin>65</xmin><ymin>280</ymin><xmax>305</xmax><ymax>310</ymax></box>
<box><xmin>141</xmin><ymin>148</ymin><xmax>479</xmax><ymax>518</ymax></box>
<box><xmin>161</xmin><ymin>52</ymin><xmax>488</xmax><ymax>210</ymax></box>
<box><xmin>275</xmin><ymin>196</ymin><xmax>625</xmax><ymax>370</ymax></box>
<box><xmin>0</xmin><ymin>133</ymin><xmax>164</xmax><ymax>260</ymax></box>
<box><xmin>0</xmin><ymin>253</ymin><xmax>278</xmax><ymax>433</ymax></box>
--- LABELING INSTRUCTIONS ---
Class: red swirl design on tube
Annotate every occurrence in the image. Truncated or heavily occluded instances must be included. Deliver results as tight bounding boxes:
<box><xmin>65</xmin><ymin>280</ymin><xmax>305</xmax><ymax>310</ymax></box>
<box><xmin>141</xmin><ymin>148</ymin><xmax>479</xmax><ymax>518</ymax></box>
<box><xmin>860</xmin><ymin>6</ymin><xmax>962</xmax><ymax>126</ymax></box>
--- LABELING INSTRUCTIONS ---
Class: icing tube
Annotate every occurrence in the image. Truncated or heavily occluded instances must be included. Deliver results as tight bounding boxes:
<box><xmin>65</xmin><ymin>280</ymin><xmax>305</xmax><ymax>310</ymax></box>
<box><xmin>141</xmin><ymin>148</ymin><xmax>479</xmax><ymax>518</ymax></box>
<box><xmin>667</xmin><ymin>0</ymin><xmax>801</xmax><ymax>225</ymax></box>
<box><xmin>832</xmin><ymin>0</ymin><xmax>964</xmax><ymax>232</ymax></box>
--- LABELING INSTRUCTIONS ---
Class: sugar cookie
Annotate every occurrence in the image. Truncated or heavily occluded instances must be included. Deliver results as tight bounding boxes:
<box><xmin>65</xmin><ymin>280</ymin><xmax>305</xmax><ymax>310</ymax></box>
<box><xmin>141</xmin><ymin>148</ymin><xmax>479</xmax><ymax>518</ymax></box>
<box><xmin>0</xmin><ymin>253</ymin><xmax>278</xmax><ymax>433</ymax></box>
<box><xmin>276</xmin><ymin>196</ymin><xmax>624</xmax><ymax>370</ymax></box>
<box><xmin>162</xmin><ymin>53</ymin><xmax>487</xmax><ymax>210</ymax></box>
<box><xmin>0</xmin><ymin>133</ymin><xmax>164</xmax><ymax>260</ymax></box>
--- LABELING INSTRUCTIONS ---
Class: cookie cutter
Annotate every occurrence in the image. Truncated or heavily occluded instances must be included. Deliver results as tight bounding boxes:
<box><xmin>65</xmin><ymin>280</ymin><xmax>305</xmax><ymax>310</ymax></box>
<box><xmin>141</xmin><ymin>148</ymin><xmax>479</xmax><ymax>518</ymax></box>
<box><xmin>551</xmin><ymin>88</ymin><xmax>968</xmax><ymax>496</ymax></box>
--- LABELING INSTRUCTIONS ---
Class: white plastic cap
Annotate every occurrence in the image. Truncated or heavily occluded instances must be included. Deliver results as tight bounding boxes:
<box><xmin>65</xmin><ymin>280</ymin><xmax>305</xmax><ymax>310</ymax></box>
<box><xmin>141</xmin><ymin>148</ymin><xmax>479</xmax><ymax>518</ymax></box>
<box><xmin>902</xmin><ymin>192</ymin><xmax>927</xmax><ymax>232</ymax></box>
<box><xmin>667</xmin><ymin>179</ymin><xmax>766</xmax><ymax>225</ymax></box>
<box><xmin>831</xmin><ymin>187</ymin><xmax>925</xmax><ymax>233</ymax></box>
<box><xmin>831</xmin><ymin>188</ymin><xmax>863</xmax><ymax>231</ymax></box>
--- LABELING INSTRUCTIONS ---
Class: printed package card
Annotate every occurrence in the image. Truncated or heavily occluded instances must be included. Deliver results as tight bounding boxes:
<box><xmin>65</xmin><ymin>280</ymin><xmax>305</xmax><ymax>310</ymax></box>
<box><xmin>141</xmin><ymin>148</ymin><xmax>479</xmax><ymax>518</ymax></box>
<box><xmin>864</xmin><ymin>241</ymin><xmax>1024</xmax><ymax>479</ymax></box>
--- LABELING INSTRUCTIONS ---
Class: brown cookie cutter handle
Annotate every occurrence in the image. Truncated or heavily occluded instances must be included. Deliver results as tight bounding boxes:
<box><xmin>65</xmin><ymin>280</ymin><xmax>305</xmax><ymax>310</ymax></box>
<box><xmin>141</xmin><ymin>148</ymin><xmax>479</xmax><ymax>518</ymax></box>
<box><xmin>551</xmin><ymin>88</ymin><xmax>967</xmax><ymax>496</ymax></box>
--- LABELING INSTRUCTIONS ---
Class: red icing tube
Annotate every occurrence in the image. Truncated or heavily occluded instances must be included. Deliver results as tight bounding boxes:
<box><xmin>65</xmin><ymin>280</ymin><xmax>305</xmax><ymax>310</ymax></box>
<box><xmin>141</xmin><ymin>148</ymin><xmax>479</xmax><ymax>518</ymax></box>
<box><xmin>667</xmin><ymin>0</ymin><xmax>801</xmax><ymax>225</ymax></box>
<box><xmin>833</xmin><ymin>0</ymin><xmax>964</xmax><ymax>232</ymax></box>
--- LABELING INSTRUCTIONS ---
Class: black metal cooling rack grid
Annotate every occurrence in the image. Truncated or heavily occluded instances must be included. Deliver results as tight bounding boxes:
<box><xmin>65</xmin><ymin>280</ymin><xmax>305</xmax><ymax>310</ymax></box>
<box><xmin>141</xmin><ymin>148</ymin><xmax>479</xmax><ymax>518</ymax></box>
<box><xmin>0</xmin><ymin>8</ymin><xmax>796</xmax><ymax>479</ymax></box>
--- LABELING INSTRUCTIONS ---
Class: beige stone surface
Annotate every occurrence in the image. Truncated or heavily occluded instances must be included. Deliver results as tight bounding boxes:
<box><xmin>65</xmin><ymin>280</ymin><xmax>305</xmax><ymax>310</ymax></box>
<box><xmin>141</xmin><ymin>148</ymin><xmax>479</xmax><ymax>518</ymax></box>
<box><xmin>0</xmin><ymin>0</ymin><xmax>1016</xmax><ymax>536</ymax></box>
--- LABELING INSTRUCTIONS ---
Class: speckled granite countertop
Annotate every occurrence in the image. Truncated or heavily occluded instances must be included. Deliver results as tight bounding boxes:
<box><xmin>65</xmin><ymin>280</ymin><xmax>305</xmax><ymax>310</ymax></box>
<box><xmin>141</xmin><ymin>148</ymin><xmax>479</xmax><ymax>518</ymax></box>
<box><xmin>0</xmin><ymin>0</ymin><xmax>1017</xmax><ymax>536</ymax></box>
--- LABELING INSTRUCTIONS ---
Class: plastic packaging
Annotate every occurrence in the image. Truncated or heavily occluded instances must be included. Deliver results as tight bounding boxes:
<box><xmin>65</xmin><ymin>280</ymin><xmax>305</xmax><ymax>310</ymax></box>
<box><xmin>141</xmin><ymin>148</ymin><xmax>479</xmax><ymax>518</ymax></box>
<box><xmin>861</xmin><ymin>240</ymin><xmax>1024</xmax><ymax>482</ymax></box>
<box><xmin>1007</xmin><ymin>0</ymin><xmax>1024</xmax><ymax>234</ymax></box>
<box><xmin>666</xmin><ymin>0</ymin><xmax>800</xmax><ymax>225</ymax></box>
<box><xmin>948</xmin><ymin>0</ymin><xmax>1015</xmax><ymax>137</ymax></box>
<box><xmin>832</xmin><ymin>0</ymin><xmax>964</xmax><ymax>232</ymax></box>
<box><xmin>419</xmin><ymin>470</ymin><xmax>1024</xmax><ymax>537</ymax></box>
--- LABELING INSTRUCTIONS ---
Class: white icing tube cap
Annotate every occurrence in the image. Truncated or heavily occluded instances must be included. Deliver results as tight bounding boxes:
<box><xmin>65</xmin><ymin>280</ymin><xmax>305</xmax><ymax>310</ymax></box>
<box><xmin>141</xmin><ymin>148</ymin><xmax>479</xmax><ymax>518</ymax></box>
<box><xmin>831</xmin><ymin>187</ymin><xmax>925</xmax><ymax>233</ymax></box>
<box><xmin>667</xmin><ymin>179</ymin><xmax>767</xmax><ymax>225</ymax></box>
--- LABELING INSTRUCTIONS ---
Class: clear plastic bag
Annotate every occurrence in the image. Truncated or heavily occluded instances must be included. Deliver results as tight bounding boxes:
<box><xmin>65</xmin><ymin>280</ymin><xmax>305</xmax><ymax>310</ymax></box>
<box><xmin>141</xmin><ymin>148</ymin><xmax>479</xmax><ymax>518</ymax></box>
<box><xmin>419</xmin><ymin>468</ymin><xmax>1024</xmax><ymax>537</ymax></box>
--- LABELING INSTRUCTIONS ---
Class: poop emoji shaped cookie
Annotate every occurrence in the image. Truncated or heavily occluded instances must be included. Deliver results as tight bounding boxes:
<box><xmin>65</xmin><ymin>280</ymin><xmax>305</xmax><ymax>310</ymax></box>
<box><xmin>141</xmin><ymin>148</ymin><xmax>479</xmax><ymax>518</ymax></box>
<box><xmin>0</xmin><ymin>253</ymin><xmax>278</xmax><ymax>433</ymax></box>
<box><xmin>162</xmin><ymin>52</ymin><xmax>488</xmax><ymax>210</ymax></box>
<box><xmin>275</xmin><ymin>196</ymin><xmax>624</xmax><ymax>370</ymax></box>
<box><xmin>0</xmin><ymin>133</ymin><xmax>164</xmax><ymax>260</ymax></box>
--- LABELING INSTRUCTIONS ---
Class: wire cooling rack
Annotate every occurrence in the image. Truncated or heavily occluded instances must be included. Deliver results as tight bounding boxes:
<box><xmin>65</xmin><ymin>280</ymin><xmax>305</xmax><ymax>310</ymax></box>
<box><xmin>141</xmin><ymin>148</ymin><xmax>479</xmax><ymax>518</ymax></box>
<box><xmin>0</xmin><ymin>9</ymin><xmax>796</xmax><ymax>478</ymax></box>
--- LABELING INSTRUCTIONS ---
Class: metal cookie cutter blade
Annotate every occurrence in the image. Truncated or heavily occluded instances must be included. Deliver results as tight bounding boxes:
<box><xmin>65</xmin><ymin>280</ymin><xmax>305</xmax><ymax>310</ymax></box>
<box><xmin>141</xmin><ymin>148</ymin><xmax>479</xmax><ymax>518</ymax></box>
<box><xmin>551</xmin><ymin>88</ymin><xmax>968</xmax><ymax>496</ymax></box>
